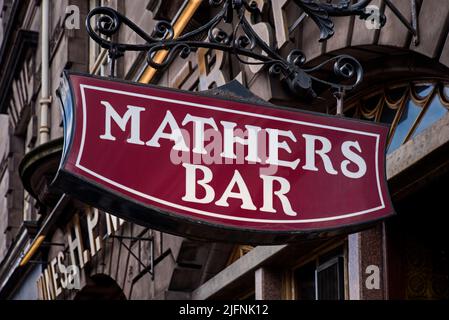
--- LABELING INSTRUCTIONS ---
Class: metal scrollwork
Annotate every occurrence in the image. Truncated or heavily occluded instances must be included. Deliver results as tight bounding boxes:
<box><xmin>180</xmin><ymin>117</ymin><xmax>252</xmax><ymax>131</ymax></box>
<box><xmin>86</xmin><ymin>0</ymin><xmax>386</xmax><ymax>99</ymax></box>
<box><xmin>295</xmin><ymin>0</ymin><xmax>386</xmax><ymax>40</ymax></box>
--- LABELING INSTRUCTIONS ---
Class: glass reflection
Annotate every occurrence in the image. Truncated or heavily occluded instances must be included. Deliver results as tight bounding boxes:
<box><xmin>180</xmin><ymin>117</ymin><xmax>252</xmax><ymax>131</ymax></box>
<box><xmin>412</xmin><ymin>96</ymin><xmax>448</xmax><ymax>138</ymax></box>
<box><xmin>388</xmin><ymin>100</ymin><xmax>421</xmax><ymax>154</ymax></box>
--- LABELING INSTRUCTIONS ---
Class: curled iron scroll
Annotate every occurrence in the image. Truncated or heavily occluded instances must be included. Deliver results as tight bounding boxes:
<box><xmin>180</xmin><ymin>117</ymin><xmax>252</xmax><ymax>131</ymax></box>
<box><xmin>86</xmin><ymin>1</ymin><xmax>384</xmax><ymax>98</ymax></box>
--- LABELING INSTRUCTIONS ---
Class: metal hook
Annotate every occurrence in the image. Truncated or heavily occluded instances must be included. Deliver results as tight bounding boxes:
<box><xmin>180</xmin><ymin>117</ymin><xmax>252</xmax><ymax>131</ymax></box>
<box><xmin>109</xmin><ymin>57</ymin><xmax>116</xmax><ymax>78</ymax></box>
<box><xmin>334</xmin><ymin>89</ymin><xmax>346</xmax><ymax>116</ymax></box>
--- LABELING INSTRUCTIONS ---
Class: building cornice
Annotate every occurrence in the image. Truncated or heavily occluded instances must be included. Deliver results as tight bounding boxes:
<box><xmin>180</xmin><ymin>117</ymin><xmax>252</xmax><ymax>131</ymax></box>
<box><xmin>18</xmin><ymin>137</ymin><xmax>64</xmax><ymax>206</ymax></box>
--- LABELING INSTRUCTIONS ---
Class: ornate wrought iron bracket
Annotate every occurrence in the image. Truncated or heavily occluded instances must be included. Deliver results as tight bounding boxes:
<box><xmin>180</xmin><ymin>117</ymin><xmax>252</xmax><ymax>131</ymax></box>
<box><xmin>385</xmin><ymin>0</ymin><xmax>420</xmax><ymax>46</ymax></box>
<box><xmin>86</xmin><ymin>0</ymin><xmax>387</xmax><ymax>100</ymax></box>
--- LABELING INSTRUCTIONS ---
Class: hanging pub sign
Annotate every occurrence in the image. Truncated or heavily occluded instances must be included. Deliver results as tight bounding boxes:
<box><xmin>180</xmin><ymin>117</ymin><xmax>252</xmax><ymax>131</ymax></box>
<box><xmin>54</xmin><ymin>72</ymin><xmax>394</xmax><ymax>244</ymax></box>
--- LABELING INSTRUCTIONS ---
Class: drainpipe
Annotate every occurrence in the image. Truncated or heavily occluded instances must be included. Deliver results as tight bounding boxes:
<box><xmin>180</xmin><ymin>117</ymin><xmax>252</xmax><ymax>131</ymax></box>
<box><xmin>39</xmin><ymin>0</ymin><xmax>51</xmax><ymax>144</ymax></box>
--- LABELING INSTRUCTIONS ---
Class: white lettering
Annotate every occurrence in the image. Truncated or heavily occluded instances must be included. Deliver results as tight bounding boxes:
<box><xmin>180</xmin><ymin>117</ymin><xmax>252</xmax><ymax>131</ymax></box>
<box><xmin>302</xmin><ymin>134</ymin><xmax>338</xmax><ymax>175</ymax></box>
<box><xmin>65</xmin><ymin>5</ymin><xmax>80</xmax><ymax>30</ymax></box>
<box><xmin>215</xmin><ymin>170</ymin><xmax>257</xmax><ymax>210</ymax></box>
<box><xmin>182</xmin><ymin>164</ymin><xmax>215</xmax><ymax>204</ymax></box>
<box><xmin>146</xmin><ymin>111</ymin><xmax>189</xmax><ymax>151</ymax></box>
<box><xmin>260</xmin><ymin>175</ymin><xmax>297</xmax><ymax>216</ymax></box>
<box><xmin>57</xmin><ymin>252</ymin><xmax>67</xmax><ymax>290</ymax></box>
<box><xmin>266</xmin><ymin>129</ymin><xmax>300</xmax><ymax>169</ymax></box>
<box><xmin>182</xmin><ymin>114</ymin><xmax>218</xmax><ymax>154</ymax></box>
<box><xmin>100</xmin><ymin>101</ymin><xmax>145</xmax><ymax>145</ymax></box>
<box><xmin>87</xmin><ymin>208</ymin><xmax>102</xmax><ymax>257</ymax></box>
<box><xmin>220</xmin><ymin>121</ymin><xmax>262</xmax><ymax>163</ymax></box>
<box><xmin>105</xmin><ymin>212</ymin><xmax>125</xmax><ymax>236</ymax></box>
<box><xmin>67</xmin><ymin>215</ymin><xmax>85</xmax><ymax>268</ymax></box>
<box><xmin>365</xmin><ymin>265</ymin><xmax>381</xmax><ymax>290</ymax></box>
<box><xmin>341</xmin><ymin>141</ymin><xmax>367</xmax><ymax>179</ymax></box>
<box><xmin>50</xmin><ymin>257</ymin><xmax>62</xmax><ymax>297</ymax></box>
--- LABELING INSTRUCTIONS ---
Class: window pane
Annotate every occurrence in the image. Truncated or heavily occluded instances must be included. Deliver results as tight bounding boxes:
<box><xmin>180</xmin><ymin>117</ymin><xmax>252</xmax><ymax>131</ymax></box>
<box><xmin>380</xmin><ymin>104</ymin><xmax>397</xmax><ymax>124</ymax></box>
<box><xmin>388</xmin><ymin>100</ymin><xmax>422</xmax><ymax>154</ymax></box>
<box><xmin>316</xmin><ymin>257</ymin><xmax>344</xmax><ymax>300</ymax></box>
<box><xmin>386</xmin><ymin>85</ymin><xmax>407</xmax><ymax>102</ymax></box>
<box><xmin>412</xmin><ymin>96</ymin><xmax>448</xmax><ymax>138</ymax></box>
<box><xmin>414</xmin><ymin>84</ymin><xmax>433</xmax><ymax>99</ymax></box>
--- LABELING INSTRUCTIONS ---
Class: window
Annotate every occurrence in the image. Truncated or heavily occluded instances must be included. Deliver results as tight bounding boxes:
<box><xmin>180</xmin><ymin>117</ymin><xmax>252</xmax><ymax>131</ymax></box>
<box><xmin>294</xmin><ymin>246</ymin><xmax>345</xmax><ymax>300</ymax></box>
<box><xmin>315</xmin><ymin>256</ymin><xmax>345</xmax><ymax>300</ymax></box>
<box><xmin>347</xmin><ymin>82</ymin><xmax>449</xmax><ymax>154</ymax></box>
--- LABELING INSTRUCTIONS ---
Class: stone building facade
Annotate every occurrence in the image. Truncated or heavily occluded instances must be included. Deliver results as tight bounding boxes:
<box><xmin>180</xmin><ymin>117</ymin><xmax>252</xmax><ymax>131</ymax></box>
<box><xmin>0</xmin><ymin>0</ymin><xmax>448</xmax><ymax>300</ymax></box>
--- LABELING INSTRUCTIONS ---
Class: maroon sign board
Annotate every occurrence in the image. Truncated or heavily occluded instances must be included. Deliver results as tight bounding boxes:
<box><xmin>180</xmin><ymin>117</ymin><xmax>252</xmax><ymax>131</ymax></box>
<box><xmin>54</xmin><ymin>72</ymin><xmax>394</xmax><ymax>244</ymax></box>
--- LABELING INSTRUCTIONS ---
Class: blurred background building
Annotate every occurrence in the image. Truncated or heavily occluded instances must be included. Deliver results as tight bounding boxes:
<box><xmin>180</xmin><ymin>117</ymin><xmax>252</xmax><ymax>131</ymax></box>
<box><xmin>0</xmin><ymin>0</ymin><xmax>448</xmax><ymax>300</ymax></box>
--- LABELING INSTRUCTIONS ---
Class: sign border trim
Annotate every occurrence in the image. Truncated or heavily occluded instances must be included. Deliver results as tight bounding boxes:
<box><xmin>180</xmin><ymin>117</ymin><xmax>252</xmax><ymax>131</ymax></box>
<box><xmin>75</xmin><ymin>83</ymin><xmax>386</xmax><ymax>224</ymax></box>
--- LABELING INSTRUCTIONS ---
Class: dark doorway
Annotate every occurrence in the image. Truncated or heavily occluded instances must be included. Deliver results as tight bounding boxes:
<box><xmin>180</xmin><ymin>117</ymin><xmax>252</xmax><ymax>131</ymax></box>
<box><xmin>387</xmin><ymin>171</ymin><xmax>449</xmax><ymax>300</ymax></box>
<box><xmin>74</xmin><ymin>274</ymin><xmax>126</xmax><ymax>300</ymax></box>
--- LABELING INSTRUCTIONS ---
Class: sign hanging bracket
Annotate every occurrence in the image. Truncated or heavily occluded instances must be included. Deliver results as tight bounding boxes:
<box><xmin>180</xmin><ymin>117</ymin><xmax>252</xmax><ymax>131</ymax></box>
<box><xmin>334</xmin><ymin>88</ymin><xmax>346</xmax><ymax>116</ymax></box>
<box><xmin>85</xmin><ymin>1</ymin><xmax>382</xmax><ymax>98</ymax></box>
<box><xmin>108</xmin><ymin>234</ymin><xmax>155</xmax><ymax>280</ymax></box>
